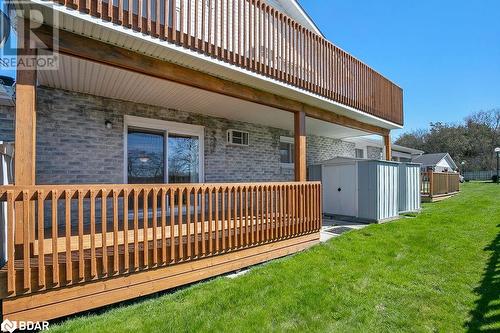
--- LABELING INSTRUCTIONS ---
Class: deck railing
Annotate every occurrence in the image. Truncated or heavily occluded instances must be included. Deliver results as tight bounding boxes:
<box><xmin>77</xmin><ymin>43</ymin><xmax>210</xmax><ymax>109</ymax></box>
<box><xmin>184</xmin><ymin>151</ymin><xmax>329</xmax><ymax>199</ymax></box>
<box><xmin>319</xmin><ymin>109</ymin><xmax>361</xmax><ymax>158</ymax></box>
<box><xmin>49</xmin><ymin>0</ymin><xmax>403</xmax><ymax>125</ymax></box>
<box><xmin>0</xmin><ymin>181</ymin><xmax>321</xmax><ymax>296</ymax></box>
<box><xmin>420</xmin><ymin>172</ymin><xmax>460</xmax><ymax>197</ymax></box>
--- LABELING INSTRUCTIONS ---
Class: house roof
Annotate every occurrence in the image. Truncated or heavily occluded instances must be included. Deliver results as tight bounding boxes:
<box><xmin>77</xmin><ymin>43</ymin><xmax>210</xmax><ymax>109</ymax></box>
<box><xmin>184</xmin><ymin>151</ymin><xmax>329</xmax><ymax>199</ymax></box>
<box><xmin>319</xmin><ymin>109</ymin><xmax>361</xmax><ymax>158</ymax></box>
<box><xmin>271</xmin><ymin>0</ymin><xmax>325</xmax><ymax>37</ymax></box>
<box><xmin>412</xmin><ymin>153</ymin><xmax>458</xmax><ymax>169</ymax></box>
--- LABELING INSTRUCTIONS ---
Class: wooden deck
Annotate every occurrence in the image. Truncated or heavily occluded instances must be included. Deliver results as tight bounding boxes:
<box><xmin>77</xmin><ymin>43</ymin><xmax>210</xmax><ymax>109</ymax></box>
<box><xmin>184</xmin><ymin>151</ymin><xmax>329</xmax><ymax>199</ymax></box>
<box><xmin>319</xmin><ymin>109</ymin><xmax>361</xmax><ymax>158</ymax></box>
<box><xmin>421</xmin><ymin>172</ymin><xmax>460</xmax><ymax>200</ymax></box>
<box><xmin>0</xmin><ymin>182</ymin><xmax>321</xmax><ymax>321</ymax></box>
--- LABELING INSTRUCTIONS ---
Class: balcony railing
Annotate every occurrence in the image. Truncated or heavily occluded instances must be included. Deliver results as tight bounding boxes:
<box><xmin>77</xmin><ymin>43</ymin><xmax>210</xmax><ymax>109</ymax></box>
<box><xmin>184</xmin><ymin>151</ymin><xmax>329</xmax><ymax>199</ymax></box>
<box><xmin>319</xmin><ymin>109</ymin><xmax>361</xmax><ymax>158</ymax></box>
<box><xmin>49</xmin><ymin>0</ymin><xmax>403</xmax><ymax>125</ymax></box>
<box><xmin>0</xmin><ymin>181</ymin><xmax>321</xmax><ymax>296</ymax></box>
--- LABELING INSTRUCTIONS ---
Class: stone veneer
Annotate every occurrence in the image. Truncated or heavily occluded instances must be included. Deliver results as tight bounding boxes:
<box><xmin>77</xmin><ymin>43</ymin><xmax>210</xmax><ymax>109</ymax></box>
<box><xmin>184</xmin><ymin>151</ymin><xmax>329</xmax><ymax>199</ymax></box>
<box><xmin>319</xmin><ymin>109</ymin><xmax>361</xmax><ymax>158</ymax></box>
<box><xmin>0</xmin><ymin>87</ymin><xmax>356</xmax><ymax>184</ymax></box>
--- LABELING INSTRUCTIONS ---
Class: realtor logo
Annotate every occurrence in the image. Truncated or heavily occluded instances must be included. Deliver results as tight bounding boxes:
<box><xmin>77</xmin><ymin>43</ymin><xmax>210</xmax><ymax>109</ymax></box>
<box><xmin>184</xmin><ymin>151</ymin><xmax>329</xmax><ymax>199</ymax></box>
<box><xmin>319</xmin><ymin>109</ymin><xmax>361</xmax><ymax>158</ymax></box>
<box><xmin>1</xmin><ymin>319</ymin><xmax>16</xmax><ymax>333</ymax></box>
<box><xmin>0</xmin><ymin>319</ymin><xmax>49</xmax><ymax>332</ymax></box>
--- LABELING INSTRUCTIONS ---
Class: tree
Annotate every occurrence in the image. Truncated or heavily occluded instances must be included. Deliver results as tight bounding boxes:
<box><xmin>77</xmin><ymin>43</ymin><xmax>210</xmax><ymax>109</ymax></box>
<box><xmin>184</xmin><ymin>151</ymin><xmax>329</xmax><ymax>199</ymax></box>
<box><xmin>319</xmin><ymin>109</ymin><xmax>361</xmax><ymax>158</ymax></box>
<box><xmin>395</xmin><ymin>109</ymin><xmax>500</xmax><ymax>171</ymax></box>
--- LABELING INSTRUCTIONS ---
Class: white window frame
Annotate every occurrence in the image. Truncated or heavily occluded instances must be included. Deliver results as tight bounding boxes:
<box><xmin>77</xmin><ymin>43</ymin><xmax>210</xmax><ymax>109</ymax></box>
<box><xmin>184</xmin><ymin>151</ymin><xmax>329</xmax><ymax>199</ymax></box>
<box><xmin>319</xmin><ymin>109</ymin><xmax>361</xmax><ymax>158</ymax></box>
<box><xmin>354</xmin><ymin>148</ymin><xmax>365</xmax><ymax>159</ymax></box>
<box><xmin>280</xmin><ymin>136</ymin><xmax>295</xmax><ymax>168</ymax></box>
<box><xmin>227</xmin><ymin>129</ymin><xmax>250</xmax><ymax>146</ymax></box>
<box><xmin>123</xmin><ymin>115</ymin><xmax>205</xmax><ymax>184</ymax></box>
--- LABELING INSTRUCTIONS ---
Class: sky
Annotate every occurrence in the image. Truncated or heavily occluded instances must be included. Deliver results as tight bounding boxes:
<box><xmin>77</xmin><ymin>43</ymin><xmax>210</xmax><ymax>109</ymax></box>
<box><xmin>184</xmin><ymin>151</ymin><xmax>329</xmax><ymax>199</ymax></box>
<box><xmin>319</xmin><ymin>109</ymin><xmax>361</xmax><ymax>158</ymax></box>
<box><xmin>1</xmin><ymin>1</ymin><xmax>499</xmax><ymax>138</ymax></box>
<box><xmin>299</xmin><ymin>0</ymin><xmax>500</xmax><ymax>137</ymax></box>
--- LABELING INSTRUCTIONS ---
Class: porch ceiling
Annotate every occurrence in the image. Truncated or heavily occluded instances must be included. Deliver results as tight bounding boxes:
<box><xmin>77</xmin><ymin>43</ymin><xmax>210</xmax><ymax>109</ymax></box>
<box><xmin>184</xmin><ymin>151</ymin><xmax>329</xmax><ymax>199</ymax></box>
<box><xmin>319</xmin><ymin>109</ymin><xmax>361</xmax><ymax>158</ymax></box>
<box><xmin>38</xmin><ymin>55</ymin><xmax>370</xmax><ymax>139</ymax></box>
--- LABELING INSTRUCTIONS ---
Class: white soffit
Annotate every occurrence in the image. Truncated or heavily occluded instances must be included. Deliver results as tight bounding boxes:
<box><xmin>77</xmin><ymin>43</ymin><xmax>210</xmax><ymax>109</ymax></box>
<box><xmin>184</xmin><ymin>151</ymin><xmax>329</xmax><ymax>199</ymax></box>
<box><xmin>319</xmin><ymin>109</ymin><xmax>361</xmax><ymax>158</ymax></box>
<box><xmin>33</xmin><ymin>0</ymin><xmax>402</xmax><ymax>131</ymax></box>
<box><xmin>38</xmin><ymin>54</ymin><xmax>370</xmax><ymax>139</ymax></box>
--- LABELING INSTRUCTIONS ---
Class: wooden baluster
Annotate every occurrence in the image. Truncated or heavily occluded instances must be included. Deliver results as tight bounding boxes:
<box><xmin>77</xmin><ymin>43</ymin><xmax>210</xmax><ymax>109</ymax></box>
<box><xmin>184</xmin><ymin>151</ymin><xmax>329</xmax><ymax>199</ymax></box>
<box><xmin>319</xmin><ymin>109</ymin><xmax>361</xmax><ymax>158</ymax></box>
<box><xmin>51</xmin><ymin>190</ymin><xmax>59</xmax><ymax>286</ymax></box>
<box><xmin>143</xmin><ymin>188</ymin><xmax>149</xmax><ymax>267</ymax></box>
<box><xmin>155</xmin><ymin>0</ymin><xmax>160</xmax><ymax>36</ymax></box>
<box><xmin>287</xmin><ymin>185</ymin><xmax>292</xmax><ymax>237</ymax></box>
<box><xmin>118</xmin><ymin>0</ymin><xmax>123</xmax><ymax>24</ymax></box>
<box><xmin>165</xmin><ymin>0</ymin><xmax>170</xmax><ymax>39</ymax></box>
<box><xmin>207</xmin><ymin>187</ymin><xmax>212</xmax><ymax>254</ymax></box>
<box><xmin>194</xmin><ymin>187</ymin><xmax>199</xmax><ymax>257</ymax></box>
<box><xmin>37</xmin><ymin>190</ymin><xmax>46</xmax><ymax>288</ymax></box>
<box><xmin>232</xmin><ymin>0</ymin><xmax>236</xmax><ymax>62</ymax></box>
<box><xmin>221</xmin><ymin>187</ymin><xmax>226</xmax><ymax>251</ymax></box>
<box><xmin>101</xmin><ymin>189</ymin><xmax>108</xmax><ymax>276</ymax></box>
<box><xmin>250</xmin><ymin>186</ymin><xmax>254</xmax><ymax>244</ymax></box>
<box><xmin>113</xmin><ymin>190</ymin><xmax>119</xmax><ymax>273</ymax></box>
<box><xmin>243</xmin><ymin>0</ymin><xmax>247</xmax><ymax>67</ymax></box>
<box><xmin>129</xmin><ymin>0</ymin><xmax>134</xmax><ymax>28</ymax></box>
<box><xmin>267</xmin><ymin>185</ymin><xmax>271</xmax><ymax>241</ymax></box>
<box><xmin>233</xmin><ymin>186</ymin><xmax>238</xmax><ymax>248</ymax></box>
<box><xmin>279</xmin><ymin>185</ymin><xmax>284</xmax><ymax>238</ymax></box>
<box><xmin>252</xmin><ymin>0</ymin><xmax>257</xmax><ymax>70</ymax></box>
<box><xmin>180</xmin><ymin>0</ymin><xmax>185</xmax><ymax>43</ymax></box>
<box><xmin>214</xmin><ymin>0</ymin><xmax>219</xmax><ymax>57</ymax></box>
<box><xmin>254</xmin><ymin>186</ymin><xmax>259</xmax><ymax>243</ymax></box>
<box><xmin>195</xmin><ymin>0</ymin><xmax>199</xmax><ymax>47</ymax></box>
<box><xmin>97</xmin><ymin>0</ymin><xmax>103</xmax><ymax>18</ymax></box>
<box><xmin>133</xmin><ymin>189</ymin><xmax>139</xmax><ymax>269</ymax></box>
<box><xmin>178</xmin><ymin>188</ymin><xmax>183</xmax><ymax>260</ymax></box>
<box><xmin>6</xmin><ymin>191</ymin><xmax>15</xmax><ymax>293</ymax></box>
<box><xmin>152</xmin><ymin>188</ymin><xmax>158</xmax><ymax>266</ymax></box>
<box><xmin>201</xmin><ymin>187</ymin><xmax>206</xmax><ymax>256</ymax></box>
<box><xmin>243</xmin><ymin>186</ymin><xmax>247</xmax><ymax>246</ymax></box>
<box><xmin>208</xmin><ymin>0</ymin><xmax>213</xmax><ymax>53</ymax></box>
<box><xmin>78</xmin><ymin>190</ymin><xmax>84</xmax><ymax>280</ymax></box>
<box><xmin>227</xmin><ymin>187</ymin><xmax>232</xmax><ymax>250</ymax></box>
<box><xmin>172</xmin><ymin>0</ymin><xmax>177</xmax><ymax>42</ymax></box>
<box><xmin>161</xmin><ymin>188</ymin><xmax>167</xmax><ymax>264</ymax></box>
<box><xmin>236</xmin><ymin>0</ymin><xmax>241</xmax><ymax>63</ymax></box>
<box><xmin>187</xmin><ymin>0</ymin><xmax>192</xmax><ymax>47</ymax></box>
<box><xmin>261</xmin><ymin>185</ymin><xmax>265</xmax><ymax>242</ymax></box>
<box><xmin>137</xmin><ymin>0</ymin><xmax>145</xmax><ymax>32</ymax></box>
<box><xmin>186</xmin><ymin>187</ymin><xmax>191</xmax><ymax>259</ymax></box>
<box><xmin>201</xmin><ymin>0</ymin><xmax>206</xmax><ymax>51</ymax></box>
<box><xmin>170</xmin><ymin>188</ymin><xmax>175</xmax><ymax>262</ymax></box>
<box><xmin>64</xmin><ymin>189</ymin><xmax>72</xmax><ymax>283</ymax></box>
<box><xmin>239</xmin><ymin>186</ymin><xmax>243</xmax><ymax>247</ymax></box>
<box><xmin>90</xmin><ymin>190</ymin><xmax>97</xmax><ymax>278</ymax></box>
<box><xmin>123</xmin><ymin>188</ymin><xmax>129</xmax><ymax>271</ymax></box>
<box><xmin>214</xmin><ymin>187</ymin><xmax>219</xmax><ymax>252</ymax></box>
<box><xmin>227</xmin><ymin>0</ymin><xmax>231</xmax><ymax>60</ymax></box>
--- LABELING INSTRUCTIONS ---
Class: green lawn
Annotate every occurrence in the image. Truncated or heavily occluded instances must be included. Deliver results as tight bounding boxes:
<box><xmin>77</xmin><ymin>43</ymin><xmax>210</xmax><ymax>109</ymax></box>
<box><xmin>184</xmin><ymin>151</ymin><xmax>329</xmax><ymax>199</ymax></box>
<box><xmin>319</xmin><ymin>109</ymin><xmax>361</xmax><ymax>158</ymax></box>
<box><xmin>51</xmin><ymin>183</ymin><xmax>499</xmax><ymax>332</ymax></box>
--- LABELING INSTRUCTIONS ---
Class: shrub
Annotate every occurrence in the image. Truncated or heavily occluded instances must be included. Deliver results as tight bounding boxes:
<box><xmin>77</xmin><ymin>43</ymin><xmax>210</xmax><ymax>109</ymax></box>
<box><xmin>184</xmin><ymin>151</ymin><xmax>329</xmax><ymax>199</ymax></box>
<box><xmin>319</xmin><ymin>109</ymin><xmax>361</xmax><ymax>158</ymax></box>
<box><xmin>492</xmin><ymin>175</ymin><xmax>499</xmax><ymax>183</ymax></box>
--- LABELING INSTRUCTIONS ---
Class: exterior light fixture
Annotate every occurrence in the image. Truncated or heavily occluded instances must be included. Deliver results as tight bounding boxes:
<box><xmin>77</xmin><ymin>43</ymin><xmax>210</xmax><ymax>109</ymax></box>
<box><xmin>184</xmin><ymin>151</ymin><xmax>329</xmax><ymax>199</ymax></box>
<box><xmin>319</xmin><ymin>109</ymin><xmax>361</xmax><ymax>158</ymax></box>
<box><xmin>105</xmin><ymin>120</ymin><xmax>113</xmax><ymax>129</ymax></box>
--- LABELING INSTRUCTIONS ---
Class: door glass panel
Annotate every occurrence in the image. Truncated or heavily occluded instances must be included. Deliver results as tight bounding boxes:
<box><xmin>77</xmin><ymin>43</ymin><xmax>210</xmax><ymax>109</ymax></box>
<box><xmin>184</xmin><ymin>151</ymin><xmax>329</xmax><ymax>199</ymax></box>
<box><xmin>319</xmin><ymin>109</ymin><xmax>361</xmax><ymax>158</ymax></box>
<box><xmin>127</xmin><ymin>129</ymin><xmax>165</xmax><ymax>184</ymax></box>
<box><xmin>168</xmin><ymin>134</ymin><xmax>199</xmax><ymax>183</ymax></box>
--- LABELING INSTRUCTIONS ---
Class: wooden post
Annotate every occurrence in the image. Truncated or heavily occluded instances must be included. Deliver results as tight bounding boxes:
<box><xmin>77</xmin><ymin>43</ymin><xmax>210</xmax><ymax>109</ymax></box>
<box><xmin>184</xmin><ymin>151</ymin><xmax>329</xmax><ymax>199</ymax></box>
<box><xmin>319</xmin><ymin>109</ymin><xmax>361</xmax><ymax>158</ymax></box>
<box><xmin>14</xmin><ymin>21</ymin><xmax>37</xmax><ymax>244</ymax></box>
<box><xmin>383</xmin><ymin>133</ymin><xmax>392</xmax><ymax>161</ymax></box>
<box><xmin>294</xmin><ymin>110</ymin><xmax>306</xmax><ymax>181</ymax></box>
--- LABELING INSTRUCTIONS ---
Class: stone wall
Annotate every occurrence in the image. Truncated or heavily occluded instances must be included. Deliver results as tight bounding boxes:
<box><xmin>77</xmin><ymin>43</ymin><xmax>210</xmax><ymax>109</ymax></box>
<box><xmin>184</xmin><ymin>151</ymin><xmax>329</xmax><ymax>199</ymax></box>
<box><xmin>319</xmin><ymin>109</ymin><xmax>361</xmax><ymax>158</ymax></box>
<box><xmin>0</xmin><ymin>87</ymin><xmax>356</xmax><ymax>184</ymax></box>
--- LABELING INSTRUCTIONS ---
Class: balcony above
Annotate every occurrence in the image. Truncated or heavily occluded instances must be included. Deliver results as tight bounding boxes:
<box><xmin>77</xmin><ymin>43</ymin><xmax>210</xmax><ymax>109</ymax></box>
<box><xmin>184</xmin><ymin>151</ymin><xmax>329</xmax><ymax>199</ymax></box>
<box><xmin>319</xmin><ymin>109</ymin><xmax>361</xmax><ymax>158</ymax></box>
<box><xmin>22</xmin><ymin>0</ymin><xmax>403</xmax><ymax>127</ymax></box>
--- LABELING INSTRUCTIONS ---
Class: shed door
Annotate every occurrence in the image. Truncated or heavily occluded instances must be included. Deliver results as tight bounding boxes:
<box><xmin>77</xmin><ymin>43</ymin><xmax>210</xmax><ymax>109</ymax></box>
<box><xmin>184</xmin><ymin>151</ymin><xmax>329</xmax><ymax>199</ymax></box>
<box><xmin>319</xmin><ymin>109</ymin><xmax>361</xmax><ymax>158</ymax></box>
<box><xmin>323</xmin><ymin>164</ymin><xmax>357</xmax><ymax>217</ymax></box>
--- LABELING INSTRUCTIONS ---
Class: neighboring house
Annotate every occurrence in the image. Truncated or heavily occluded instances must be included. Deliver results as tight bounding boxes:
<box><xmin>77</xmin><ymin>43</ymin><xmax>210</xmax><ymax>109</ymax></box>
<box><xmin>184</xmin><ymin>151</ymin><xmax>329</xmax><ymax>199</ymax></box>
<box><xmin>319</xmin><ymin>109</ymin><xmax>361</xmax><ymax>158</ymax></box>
<box><xmin>412</xmin><ymin>153</ymin><xmax>458</xmax><ymax>172</ymax></box>
<box><xmin>345</xmin><ymin>136</ymin><xmax>423</xmax><ymax>162</ymax></box>
<box><xmin>0</xmin><ymin>0</ymin><xmax>403</xmax><ymax>321</ymax></box>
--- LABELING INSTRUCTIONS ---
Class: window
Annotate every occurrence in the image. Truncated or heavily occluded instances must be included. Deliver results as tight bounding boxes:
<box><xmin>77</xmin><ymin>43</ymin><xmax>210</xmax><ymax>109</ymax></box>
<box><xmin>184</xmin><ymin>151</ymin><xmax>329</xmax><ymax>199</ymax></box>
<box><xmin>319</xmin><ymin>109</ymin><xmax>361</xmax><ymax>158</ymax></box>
<box><xmin>355</xmin><ymin>148</ymin><xmax>364</xmax><ymax>159</ymax></box>
<box><xmin>124</xmin><ymin>115</ymin><xmax>204</xmax><ymax>184</ymax></box>
<box><xmin>227</xmin><ymin>130</ymin><xmax>249</xmax><ymax>146</ymax></box>
<box><xmin>280</xmin><ymin>137</ymin><xmax>294</xmax><ymax>165</ymax></box>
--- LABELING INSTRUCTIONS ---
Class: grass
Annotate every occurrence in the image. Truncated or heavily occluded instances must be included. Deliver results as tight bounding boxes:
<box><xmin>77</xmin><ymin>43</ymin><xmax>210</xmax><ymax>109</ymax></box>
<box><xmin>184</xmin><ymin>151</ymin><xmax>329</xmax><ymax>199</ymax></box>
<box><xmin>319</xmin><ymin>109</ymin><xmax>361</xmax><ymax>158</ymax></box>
<box><xmin>51</xmin><ymin>183</ymin><xmax>499</xmax><ymax>332</ymax></box>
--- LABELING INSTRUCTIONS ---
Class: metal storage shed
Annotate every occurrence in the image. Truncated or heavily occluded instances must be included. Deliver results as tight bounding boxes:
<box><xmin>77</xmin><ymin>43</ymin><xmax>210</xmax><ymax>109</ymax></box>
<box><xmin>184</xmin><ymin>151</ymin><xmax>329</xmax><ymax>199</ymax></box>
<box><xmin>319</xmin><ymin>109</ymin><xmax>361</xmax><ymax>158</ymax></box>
<box><xmin>398</xmin><ymin>163</ymin><xmax>421</xmax><ymax>213</ymax></box>
<box><xmin>309</xmin><ymin>157</ymin><xmax>418</xmax><ymax>223</ymax></box>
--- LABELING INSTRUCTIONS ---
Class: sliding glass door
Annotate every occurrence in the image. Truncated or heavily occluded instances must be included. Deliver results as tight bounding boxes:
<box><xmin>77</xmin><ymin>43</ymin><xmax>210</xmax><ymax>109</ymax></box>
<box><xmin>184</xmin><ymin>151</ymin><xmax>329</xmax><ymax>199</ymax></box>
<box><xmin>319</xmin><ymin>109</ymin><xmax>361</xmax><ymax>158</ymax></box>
<box><xmin>125</xmin><ymin>116</ymin><xmax>204</xmax><ymax>184</ymax></box>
